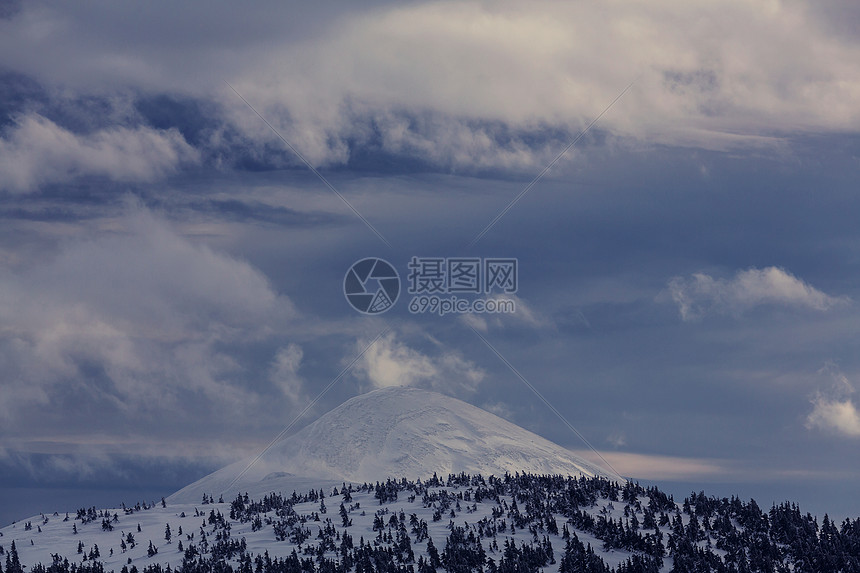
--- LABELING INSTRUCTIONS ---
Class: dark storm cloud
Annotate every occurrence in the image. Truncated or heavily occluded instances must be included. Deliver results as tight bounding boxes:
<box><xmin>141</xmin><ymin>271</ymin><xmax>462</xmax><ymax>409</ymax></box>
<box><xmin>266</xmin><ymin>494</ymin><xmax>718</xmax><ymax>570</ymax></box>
<box><xmin>0</xmin><ymin>69</ymin><xmax>134</xmax><ymax>134</ymax></box>
<box><xmin>0</xmin><ymin>69</ymin><xmax>47</xmax><ymax>127</ymax></box>
<box><xmin>805</xmin><ymin>0</ymin><xmax>860</xmax><ymax>41</ymax></box>
<box><xmin>0</xmin><ymin>0</ymin><xmax>21</xmax><ymax>20</ymax></box>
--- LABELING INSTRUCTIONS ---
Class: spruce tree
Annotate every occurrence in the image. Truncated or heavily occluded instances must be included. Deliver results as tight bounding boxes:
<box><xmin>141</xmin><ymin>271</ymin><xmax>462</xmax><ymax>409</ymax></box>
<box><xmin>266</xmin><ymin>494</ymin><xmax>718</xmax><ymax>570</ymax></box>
<box><xmin>5</xmin><ymin>541</ymin><xmax>21</xmax><ymax>573</ymax></box>
<box><xmin>426</xmin><ymin>538</ymin><xmax>441</xmax><ymax>569</ymax></box>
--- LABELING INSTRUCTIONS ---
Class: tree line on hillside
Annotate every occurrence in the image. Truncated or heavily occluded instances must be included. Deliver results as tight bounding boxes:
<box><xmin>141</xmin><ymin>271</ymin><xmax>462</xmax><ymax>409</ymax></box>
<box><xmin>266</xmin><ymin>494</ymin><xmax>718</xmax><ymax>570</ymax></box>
<box><xmin>6</xmin><ymin>473</ymin><xmax>860</xmax><ymax>573</ymax></box>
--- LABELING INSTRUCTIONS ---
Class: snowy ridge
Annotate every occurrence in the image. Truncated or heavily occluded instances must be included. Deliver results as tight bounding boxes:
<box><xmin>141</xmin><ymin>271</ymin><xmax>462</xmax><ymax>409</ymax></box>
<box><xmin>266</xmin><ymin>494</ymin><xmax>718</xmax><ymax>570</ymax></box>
<box><xmin>5</xmin><ymin>474</ymin><xmax>858</xmax><ymax>573</ymax></box>
<box><xmin>169</xmin><ymin>387</ymin><xmax>613</xmax><ymax>504</ymax></box>
<box><xmin>3</xmin><ymin>387</ymin><xmax>859</xmax><ymax>572</ymax></box>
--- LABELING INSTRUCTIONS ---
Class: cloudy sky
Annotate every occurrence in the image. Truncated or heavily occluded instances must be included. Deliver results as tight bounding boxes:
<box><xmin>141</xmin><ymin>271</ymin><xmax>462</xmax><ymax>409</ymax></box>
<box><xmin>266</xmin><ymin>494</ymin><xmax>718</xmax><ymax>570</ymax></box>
<box><xmin>1</xmin><ymin>0</ymin><xmax>860</xmax><ymax>524</ymax></box>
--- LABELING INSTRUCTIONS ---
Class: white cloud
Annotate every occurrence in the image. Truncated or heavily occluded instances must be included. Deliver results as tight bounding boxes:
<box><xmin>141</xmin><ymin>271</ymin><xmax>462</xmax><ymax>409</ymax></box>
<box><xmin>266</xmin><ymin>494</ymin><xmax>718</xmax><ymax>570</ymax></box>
<box><xmin>806</xmin><ymin>397</ymin><xmax>860</xmax><ymax>438</ymax></box>
<box><xmin>353</xmin><ymin>331</ymin><xmax>485</xmax><ymax>394</ymax></box>
<box><xmin>0</xmin><ymin>206</ymin><xmax>295</xmax><ymax>427</ymax></box>
<box><xmin>2</xmin><ymin>2</ymin><xmax>860</xmax><ymax>170</ymax></box>
<box><xmin>668</xmin><ymin>266</ymin><xmax>847</xmax><ymax>320</ymax></box>
<box><xmin>224</xmin><ymin>0</ymin><xmax>860</xmax><ymax>163</ymax></box>
<box><xmin>0</xmin><ymin>114</ymin><xmax>199</xmax><ymax>192</ymax></box>
<box><xmin>354</xmin><ymin>332</ymin><xmax>437</xmax><ymax>389</ymax></box>
<box><xmin>806</xmin><ymin>364</ymin><xmax>860</xmax><ymax>438</ymax></box>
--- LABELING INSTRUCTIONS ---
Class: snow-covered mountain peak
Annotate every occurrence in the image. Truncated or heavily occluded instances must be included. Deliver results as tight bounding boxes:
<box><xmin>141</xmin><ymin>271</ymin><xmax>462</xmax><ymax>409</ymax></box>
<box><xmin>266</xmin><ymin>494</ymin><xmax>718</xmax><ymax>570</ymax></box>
<box><xmin>169</xmin><ymin>386</ymin><xmax>614</xmax><ymax>503</ymax></box>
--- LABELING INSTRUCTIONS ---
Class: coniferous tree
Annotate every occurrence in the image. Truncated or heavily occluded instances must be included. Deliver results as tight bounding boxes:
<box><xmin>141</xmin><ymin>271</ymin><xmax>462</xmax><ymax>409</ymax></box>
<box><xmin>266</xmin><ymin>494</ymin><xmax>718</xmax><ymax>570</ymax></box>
<box><xmin>426</xmin><ymin>537</ymin><xmax>441</xmax><ymax>569</ymax></box>
<box><xmin>4</xmin><ymin>542</ymin><xmax>21</xmax><ymax>573</ymax></box>
<box><xmin>339</xmin><ymin>504</ymin><xmax>351</xmax><ymax>527</ymax></box>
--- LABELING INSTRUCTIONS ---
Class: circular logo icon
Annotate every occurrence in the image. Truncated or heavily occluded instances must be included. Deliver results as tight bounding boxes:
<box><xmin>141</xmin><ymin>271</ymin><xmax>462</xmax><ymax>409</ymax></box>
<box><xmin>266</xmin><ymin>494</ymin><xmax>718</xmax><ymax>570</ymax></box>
<box><xmin>344</xmin><ymin>258</ymin><xmax>400</xmax><ymax>314</ymax></box>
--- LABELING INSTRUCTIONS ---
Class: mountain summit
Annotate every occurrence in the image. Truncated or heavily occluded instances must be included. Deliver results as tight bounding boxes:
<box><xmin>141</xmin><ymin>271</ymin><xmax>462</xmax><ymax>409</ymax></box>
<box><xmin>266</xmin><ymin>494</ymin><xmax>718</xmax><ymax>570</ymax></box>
<box><xmin>10</xmin><ymin>387</ymin><xmax>853</xmax><ymax>573</ymax></box>
<box><xmin>170</xmin><ymin>386</ymin><xmax>613</xmax><ymax>503</ymax></box>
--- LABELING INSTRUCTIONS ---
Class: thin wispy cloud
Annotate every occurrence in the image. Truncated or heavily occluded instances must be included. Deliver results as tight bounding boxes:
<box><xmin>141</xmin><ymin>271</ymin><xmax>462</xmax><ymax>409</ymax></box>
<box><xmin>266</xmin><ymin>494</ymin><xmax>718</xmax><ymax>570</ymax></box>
<box><xmin>668</xmin><ymin>266</ymin><xmax>847</xmax><ymax>321</ymax></box>
<box><xmin>269</xmin><ymin>344</ymin><xmax>306</xmax><ymax>405</ymax></box>
<box><xmin>457</xmin><ymin>294</ymin><xmax>553</xmax><ymax>332</ymax></box>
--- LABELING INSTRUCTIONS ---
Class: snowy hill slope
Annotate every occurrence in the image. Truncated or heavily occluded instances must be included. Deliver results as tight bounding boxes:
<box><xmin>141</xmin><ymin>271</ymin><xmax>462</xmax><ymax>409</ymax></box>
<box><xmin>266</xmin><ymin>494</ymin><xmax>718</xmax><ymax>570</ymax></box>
<box><xmin>4</xmin><ymin>383</ymin><xmax>858</xmax><ymax>573</ymax></box>
<box><xmin>6</xmin><ymin>474</ymin><xmax>858</xmax><ymax>573</ymax></box>
<box><xmin>169</xmin><ymin>387</ymin><xmax>614</xmax><ymax>504</ymax></box>
<box><xmin>3</xmin><ymin>476</ymin><xmax>641</xmax><ymax>573</ymax></box>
